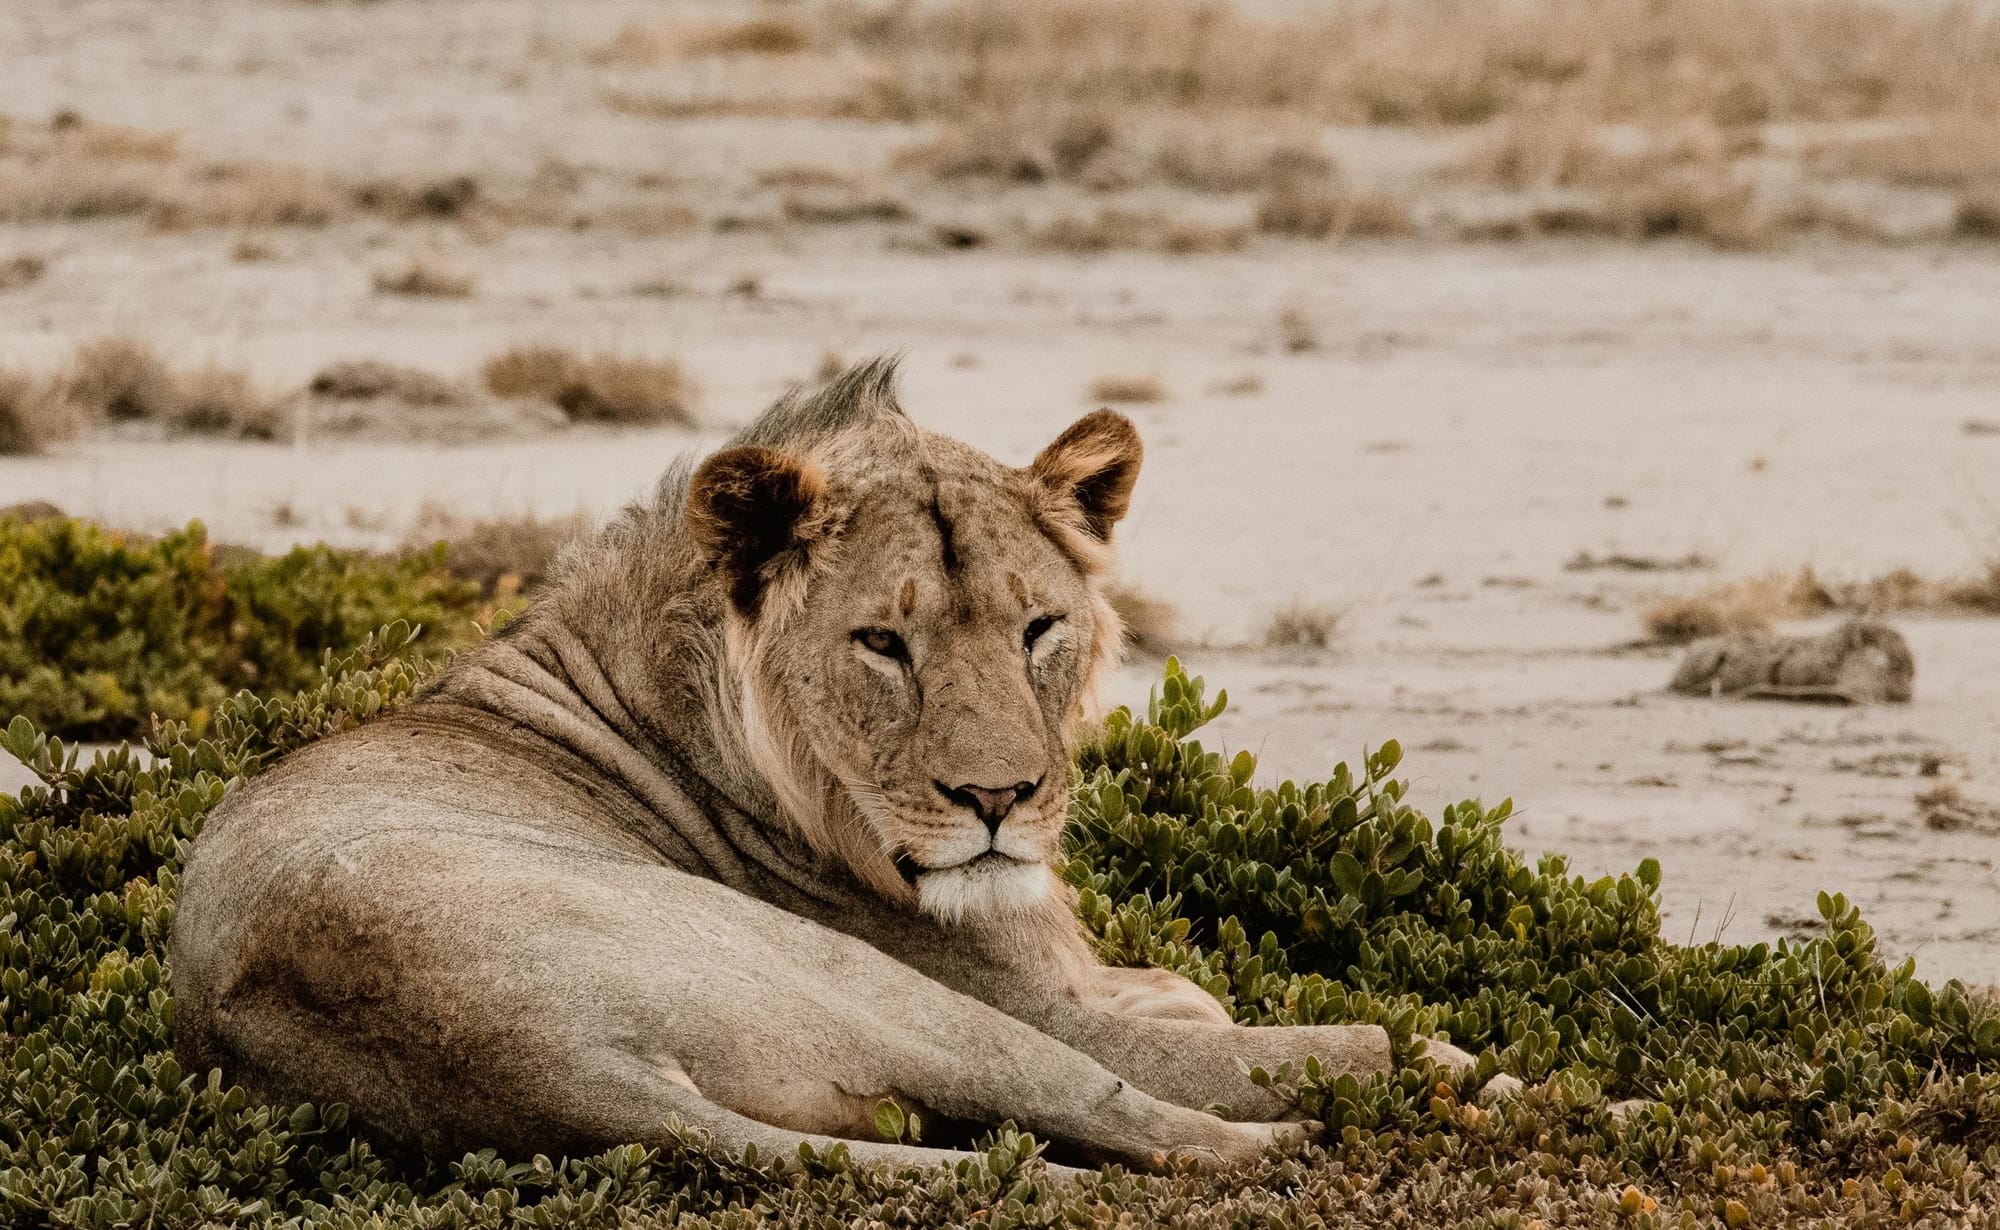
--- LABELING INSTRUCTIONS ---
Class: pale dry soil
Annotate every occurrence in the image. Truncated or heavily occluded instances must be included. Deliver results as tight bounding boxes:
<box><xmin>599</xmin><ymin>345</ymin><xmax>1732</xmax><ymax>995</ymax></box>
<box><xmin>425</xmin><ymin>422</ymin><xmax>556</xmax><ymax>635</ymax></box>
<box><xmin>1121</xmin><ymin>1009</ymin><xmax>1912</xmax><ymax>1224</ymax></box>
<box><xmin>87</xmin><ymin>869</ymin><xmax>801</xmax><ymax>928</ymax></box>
<box><xmin>2</xmin><ymin>0</ymin><xmax>1998</xmax><ymax>983</ymax></box>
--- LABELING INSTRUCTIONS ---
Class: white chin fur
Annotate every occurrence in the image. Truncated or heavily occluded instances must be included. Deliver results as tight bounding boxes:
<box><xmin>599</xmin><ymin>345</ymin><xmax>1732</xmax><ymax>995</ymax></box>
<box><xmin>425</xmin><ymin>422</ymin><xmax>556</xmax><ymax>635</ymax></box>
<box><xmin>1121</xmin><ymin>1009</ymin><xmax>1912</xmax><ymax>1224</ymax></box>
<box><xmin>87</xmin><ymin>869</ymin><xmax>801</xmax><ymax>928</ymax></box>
<box><xmin>916</xmin><ymin>859</ymin><xmax>1052</xmax><ymax>923</ymax></box>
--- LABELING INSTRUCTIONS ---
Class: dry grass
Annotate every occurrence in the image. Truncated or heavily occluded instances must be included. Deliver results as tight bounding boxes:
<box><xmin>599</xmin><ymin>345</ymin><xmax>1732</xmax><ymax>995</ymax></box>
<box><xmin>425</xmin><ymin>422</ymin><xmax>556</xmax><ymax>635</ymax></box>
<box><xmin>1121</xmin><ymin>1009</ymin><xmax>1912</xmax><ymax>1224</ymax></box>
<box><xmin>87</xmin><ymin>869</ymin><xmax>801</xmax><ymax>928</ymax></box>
<box><xmin>1644</xmin><ymin>564</ymin><xmax>2000</xmax><ymax>644</ymax></box>
<box><xmin>66</xmin><ymin>338</ymin><xmax>182</xmax><ymax>423</ymax></box>
<box><xmin>1103</xmin><ymin>581</ymin><xmax>1178</xmax><ymax>656</ymax></box>
<box><xmin>842</xmin><ymin>0</ymin><xmax>2000</xmax><ymax>131</ymax></box>
<box><xmin>895</xmin><ymin>105</ymin><xmax>1120</xmax><ymax>185</ymax></box>
<box><xmin>0</xmin><ymin>369</ymin><xmax>84</xmax><ymax>455</ymax></box>
<box><xmin>1452</xmin><ymin>112</ymin><xmax>1779</xmax><ymax>246</ymax></box>
<box><xmin>1817</xmin><ymin>112</ymin><xmax>2000</xmax><ymax>238</ymax></box>
<box><xmin>1917</xmin><ymin>783</ymin><xmax>2000</xmax><ymax>835</ymax></box>
<box><xmin>1278</xmin><ymin>304</ymin><xmax>1321</xmax><ymax>354</ymax></box>
<box><xmin>308</xmin><ymin>360</ymin><xmax>470</xmax><ymax>407</ymax></box>
<box><xmin>352</xmin><ymin>174</ymin><xmax>481</xmax><ymax>221</ymax></box>
<box><xmin>780</xmin><ymin>190</ymin><xmax>909</xmax><ymax>225</ymax></box>
<box><xmin>152</xmin><ymin>163</ymin><xmax>344</xmax><ymax>229</ymax></box>
<box><xmin>61</xmin><ymin>338</ymin><xmax>283</xmax><ymax>439</ymax></box>
<box><xmin>52</xmin><ymin>114</ymin><xmax>180</xmax><ymax>163</ymax></box>
<box><xmin>1939</xmin><ymin>563</ymin><xmax>2000</xmax><ymax>615</ymax></box>
<box><xmin>592</xmin><ymin>17</ymin><xmax>812</xmax><ymax>66</ymax></box>
<box><xmin>1256</xmin><ymin>176</ymin><xmax>1416</xmax><ymax>240</ymax></box>
<box><xmin>482</xmin><ymin>346</ymin><xmax>696</xmax><ymax>427</ymax></box>
<box><xmin>171</xmin><ymin>366</ymin><xmax>284</xmax><ymax>438</ymax></box>
<box><xmin>1033</xmin><ymin>209</ymin><xmax>1246</xmax><ymax>254</ymax></box>
<box><xmin>1088</xmin><ymin>374</ymin><xmax>1168</xmax><ymax>404</ymax></box>
<box><xmin>1210</xmin><ymin>373</ymin><xmax>1265</xmax><ymax>396</ymax></box>
<box><xmin>572</xmin><ymin>0</ymin><xmax>2000</xmax><ymax>249</ymax></box>
<box><xmin>1264</xmin><ymin>601</ymin><xmax>1342</xmax><ymax>650</ymax></box>
<box><xmin>372</xmin><ymin>260</ymin><xmax>476</xmax><ymax>299</ymax></box>
<box><xmin>402</xmin><ymin>503</ymin><xmax>591</xmax><ymax>597</ymax></box>
<box><xmin>1642</xmin><ymin>573</ymin><xmax>1816</xmax><ymax>644</ymax></box>
<box><xmin>0</xmin><ymin>255</ymin><xmax>47</xmax><ymax>290</ymax></box>
<box><xmin>0</xmin><ymin>156</ymin><xmax>158</xmax><ymax>222</ymax></box>
<box><xmin>683</xmin><ymin>18</ymin><xmax>812</xmax><ymax>58</ymax></box>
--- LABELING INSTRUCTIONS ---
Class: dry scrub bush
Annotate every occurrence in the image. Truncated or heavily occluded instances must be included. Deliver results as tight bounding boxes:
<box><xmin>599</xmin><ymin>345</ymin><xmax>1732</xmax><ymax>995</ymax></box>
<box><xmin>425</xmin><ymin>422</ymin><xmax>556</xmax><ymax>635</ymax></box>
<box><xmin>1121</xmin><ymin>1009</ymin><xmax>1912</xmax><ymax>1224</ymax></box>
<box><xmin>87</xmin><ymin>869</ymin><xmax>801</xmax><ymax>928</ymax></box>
<box><xmin>482</xmin><ymin>346</ymin><xmax>696</xmax><ymax>426</ymax></box>
<box><xmin>1033</xmin><ymin>209</ymin><xmax>1247</xmax><ymax>254</ymax></box>
<box><xmin>231</xmin><ymin>237</ymin><xmax>279</xmax><ymax>262</ymax></box>
<box><xmin>309</xmin><ymin>360</ymin><xmax>470</xmax><ymax>407</ymax></box>
<box><xmin>592</xmin><ymin>17</ymin><xmax>813</xmax><ymax>66</ymax></box>
<box><xmin>0</xmin><ymin>157</ymin><xmax>158</xmax><ymax>222</ymax></box>
<box><xmin>402</xmin><ymin>503</ymin><xmax>590</xmax><ymax>597</ymax></box>
<box><xmin>663</xmin><ymin>0</ymin><xmax>2000</xmax><ymax>245</ymax></box>
<box><xmin>1256</xmin><ymin>175</ymin><xmax>1416</xmax><ymax>240</ymax></box>
<box><xmin>372</xmin><ymin>260</ymin><xmax>476</xmax><ymax>299</ymax></box>
<box><xmin>895</xmin><ymin>105</ymin><xmax>1120</xmax><ymax>184</ymax></box>
<box><xmin>1087</xmin><ymin>373</ymin><xmax>1168</xmax><ymax>403</ymax></box>
<box><xmin>152</xmin><ymin>164</ymin><xmax>344</xmax><ymax>229</ymax></box>
<box><xmin>1642</xmin><ymin>576</ymin><xmax>1801</xmax><ymax>644</ymax></box>
<box><xmin>1265</xmin><ymin>600</ymin><xmax>1342</xmax><ymax>649</ymax></box>
<box><xmin>1278</xmin><ymin>303</ymin><xmax>1320</xmax><ymax>353</ymax></box>
<box><xmin>1454</xmin><ymin>113</ymin><xmax>1778</xmax><ymax>246</ymax></box>
<box><xmin>63</xmin><ymin>337</ymin><xmax>283</xmax><ymax>439</ymax></box>
<box><xmin>0</xmin><ymin>254</ymin><xmax>48</xmax><ymax>290</ymax></box>
<box><xmin>683</xmin><ymin>18</ymin><xmax>812</xmax><ymax>58</ymax></box>
<box><xmin>1643</xmin><ymin>564</ymin><xmax>2000</xmax><ymax>644</ymax></box>
<box><xmin>66</xmin><ymin>338</ymin><xmax>182</xmax><ymax>423</ymax></box>
<box><xmin>0</xmin><ymin>369</ymin><xmax>84</xmax><ymax>455</ymax></box>
<box><xmin>171</xmin><ymin>366</ymin><xmax>284</xmax><ymax>437</ymax></box>
<box><xmin>1818</xmin><ymin>113</ymin><xmax>2000</xmax><ymax>238</ymax></box>
<box><xmin>54</xmin><ymin>116</ymin><xmax>181</xmax><ymax>163</ymax></box>
<box><xmin>1103</xmin><ymin>581</ymin><xmax>1178</xmax><ymax>655</ymax></box>
<box><xmin>1210</xmin><ymin>373</ymin><xmax>1264</xmax><ymax>396</ymax></box>
<box><xmin>841</xmin><ymin>0</ymin><xmax>2000</xmax><ymax>130</ymax></box>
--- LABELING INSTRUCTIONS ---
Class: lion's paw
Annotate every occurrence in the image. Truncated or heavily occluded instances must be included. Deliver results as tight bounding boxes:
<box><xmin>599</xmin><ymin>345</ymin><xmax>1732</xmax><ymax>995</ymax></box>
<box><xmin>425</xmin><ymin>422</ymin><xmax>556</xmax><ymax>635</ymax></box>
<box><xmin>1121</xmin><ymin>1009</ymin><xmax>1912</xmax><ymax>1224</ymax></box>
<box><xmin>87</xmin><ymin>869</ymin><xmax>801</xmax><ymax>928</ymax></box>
<box><xmin>1415</xmin><ymin>1037</ymin><xmax>1524</xmax><ymax>1103</ymax></box>
<box><xmin>1158</xmin><ymin>1118</ymin><xmax>1311</xmax><ymax>1172</ymax></box>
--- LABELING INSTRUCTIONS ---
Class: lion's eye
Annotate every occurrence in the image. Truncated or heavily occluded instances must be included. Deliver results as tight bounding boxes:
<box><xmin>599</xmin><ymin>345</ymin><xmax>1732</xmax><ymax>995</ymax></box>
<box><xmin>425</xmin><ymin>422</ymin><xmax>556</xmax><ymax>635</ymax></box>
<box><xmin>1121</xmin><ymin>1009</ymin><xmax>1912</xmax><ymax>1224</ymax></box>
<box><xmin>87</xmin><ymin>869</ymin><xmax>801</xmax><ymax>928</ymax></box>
<box><xmin>1023</xmin><ymin>614</ymin><xmax>1059</xmax><ymax>651</ymax></box>
<box><xmin>853</xmin><ymin>627</ymin><xmax>909</xmax><ymax>662</ymax></box>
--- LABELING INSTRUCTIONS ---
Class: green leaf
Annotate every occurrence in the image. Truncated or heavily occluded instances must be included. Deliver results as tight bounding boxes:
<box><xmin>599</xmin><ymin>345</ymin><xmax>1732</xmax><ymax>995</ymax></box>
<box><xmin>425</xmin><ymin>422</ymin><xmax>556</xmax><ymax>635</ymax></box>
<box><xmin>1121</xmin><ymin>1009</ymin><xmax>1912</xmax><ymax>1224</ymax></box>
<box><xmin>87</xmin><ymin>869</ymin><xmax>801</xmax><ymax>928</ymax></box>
<box><xmin>872</xmin><ymin>1097</ymin><xmax>906</xmax><ymax>1142</ymax></box>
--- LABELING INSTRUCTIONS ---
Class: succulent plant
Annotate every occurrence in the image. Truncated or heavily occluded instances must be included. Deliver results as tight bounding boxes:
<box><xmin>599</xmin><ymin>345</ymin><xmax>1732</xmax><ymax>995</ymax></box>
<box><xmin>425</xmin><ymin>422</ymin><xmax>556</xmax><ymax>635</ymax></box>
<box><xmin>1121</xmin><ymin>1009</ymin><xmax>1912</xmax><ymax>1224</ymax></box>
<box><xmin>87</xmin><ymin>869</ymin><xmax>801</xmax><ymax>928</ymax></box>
<box><xmin>0</xmin><ymin>526</ymin><xmax>1995</xmax><ymax>1227</ymax></box>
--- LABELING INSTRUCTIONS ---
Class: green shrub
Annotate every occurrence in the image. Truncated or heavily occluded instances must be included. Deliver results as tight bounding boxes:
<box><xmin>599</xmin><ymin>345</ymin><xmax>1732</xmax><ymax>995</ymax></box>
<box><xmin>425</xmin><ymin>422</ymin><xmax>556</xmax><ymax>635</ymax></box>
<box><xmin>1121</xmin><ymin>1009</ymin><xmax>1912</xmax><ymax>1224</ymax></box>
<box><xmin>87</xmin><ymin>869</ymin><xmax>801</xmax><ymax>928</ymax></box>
<box><xmin>0</xmin><ymin>627</ymin><xmax>1994</xmax><ymax>1225</ymax></box>
<box><xmin>0</xmin><ymin>516</ymin><xmax>486</xmax><ymax>741</ymax></box>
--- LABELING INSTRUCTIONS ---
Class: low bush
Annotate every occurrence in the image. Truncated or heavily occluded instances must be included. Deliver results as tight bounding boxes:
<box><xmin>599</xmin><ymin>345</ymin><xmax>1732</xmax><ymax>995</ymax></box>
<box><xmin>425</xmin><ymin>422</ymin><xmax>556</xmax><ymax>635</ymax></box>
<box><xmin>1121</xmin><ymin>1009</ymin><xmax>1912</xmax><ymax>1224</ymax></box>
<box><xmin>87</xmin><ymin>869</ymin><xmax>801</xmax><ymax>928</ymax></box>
<box><xmin>0</xmin><ymin>576</ymin><xmax>1994</xmax><ymax>1223</ymax></box>
<box><xmin>0</xmin><ymin>367</ymin><xmax>84</xmax><ymax>455</ymax></box>
<box><xmin>0</xmin><ymin>516</ymin><xmax>485</xmax><ymax>741</ymax></box>
<box><xmin>481</xmin><ymin>345</ymin><xmax>696</xmax><ymax>427</ymax></box>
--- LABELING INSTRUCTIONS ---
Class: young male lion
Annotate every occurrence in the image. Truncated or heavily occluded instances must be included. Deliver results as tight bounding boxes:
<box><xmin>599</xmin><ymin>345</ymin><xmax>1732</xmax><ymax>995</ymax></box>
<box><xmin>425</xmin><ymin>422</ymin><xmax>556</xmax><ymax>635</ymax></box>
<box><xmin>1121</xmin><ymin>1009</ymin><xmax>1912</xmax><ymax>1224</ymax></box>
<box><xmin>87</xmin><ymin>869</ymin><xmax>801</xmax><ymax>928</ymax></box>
<box><xmin>173</xmin><ymin>360</ymin><xmax>1491</xmax><ymax>1173</ymax></box>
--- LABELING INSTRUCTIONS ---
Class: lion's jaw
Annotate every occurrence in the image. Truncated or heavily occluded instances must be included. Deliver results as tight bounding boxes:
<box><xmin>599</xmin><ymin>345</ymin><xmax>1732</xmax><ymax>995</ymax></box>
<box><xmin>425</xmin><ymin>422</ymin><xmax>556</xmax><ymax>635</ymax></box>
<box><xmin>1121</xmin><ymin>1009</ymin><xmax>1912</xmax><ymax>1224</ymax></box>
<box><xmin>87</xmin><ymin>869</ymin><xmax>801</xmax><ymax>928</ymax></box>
<box><xmin>913</xmin><ymin>853</ymin><xmax>1056</xmax><ymax>923</ymax></box>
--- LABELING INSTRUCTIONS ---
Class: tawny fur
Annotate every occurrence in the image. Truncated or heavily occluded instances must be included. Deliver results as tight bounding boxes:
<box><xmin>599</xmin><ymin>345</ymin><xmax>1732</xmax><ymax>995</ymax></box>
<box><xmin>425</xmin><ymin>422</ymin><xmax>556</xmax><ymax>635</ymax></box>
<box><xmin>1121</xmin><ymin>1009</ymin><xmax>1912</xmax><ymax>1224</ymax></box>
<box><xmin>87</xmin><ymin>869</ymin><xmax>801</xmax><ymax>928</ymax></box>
<box><xmin>1670</xmin><ymin>618</ymin><xmax>1915</xmax><ymax>703</ymax></box>
<box><xmin>171</xmin><ymin>359</ymin><xmax>1477</xmax><ymax>1175</ymax></box>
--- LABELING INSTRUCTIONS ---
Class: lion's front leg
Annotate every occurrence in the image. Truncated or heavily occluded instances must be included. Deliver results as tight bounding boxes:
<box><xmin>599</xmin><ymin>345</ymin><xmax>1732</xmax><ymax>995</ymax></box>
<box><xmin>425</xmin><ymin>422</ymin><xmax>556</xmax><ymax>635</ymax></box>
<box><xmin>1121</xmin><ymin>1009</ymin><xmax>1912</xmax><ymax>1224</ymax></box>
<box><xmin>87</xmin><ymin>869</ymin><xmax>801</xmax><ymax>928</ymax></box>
<box><xmin>1075</xmin><ymin>966</ymin><xmax>1521</xmax><ymax>1116</ymax></box>
<box><xmin>1044</xmin><ymin>997</ymin><xmax>1395</xmax><ymax>1121</ymax></box>
<box><xmin>1092</xmin><ymin>965</ymin><xmax>1232</xmax><ymax>1024</ymax></box>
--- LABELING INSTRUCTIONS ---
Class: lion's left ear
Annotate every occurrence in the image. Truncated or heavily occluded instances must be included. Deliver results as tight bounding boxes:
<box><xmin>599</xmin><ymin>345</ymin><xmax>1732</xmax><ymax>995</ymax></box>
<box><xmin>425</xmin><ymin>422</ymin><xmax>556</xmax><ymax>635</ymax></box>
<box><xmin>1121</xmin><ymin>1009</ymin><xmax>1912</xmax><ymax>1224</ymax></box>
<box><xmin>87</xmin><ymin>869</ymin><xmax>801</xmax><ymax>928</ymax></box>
<box><xmin>685</xmin><ymin>445</ymin><xmax>841</xmax><ymax>618</ymax></box>
<box><xmin>1030</xmin><ymin>409</ymin><xmax>1143</xmax><ymax>544</ymax></box>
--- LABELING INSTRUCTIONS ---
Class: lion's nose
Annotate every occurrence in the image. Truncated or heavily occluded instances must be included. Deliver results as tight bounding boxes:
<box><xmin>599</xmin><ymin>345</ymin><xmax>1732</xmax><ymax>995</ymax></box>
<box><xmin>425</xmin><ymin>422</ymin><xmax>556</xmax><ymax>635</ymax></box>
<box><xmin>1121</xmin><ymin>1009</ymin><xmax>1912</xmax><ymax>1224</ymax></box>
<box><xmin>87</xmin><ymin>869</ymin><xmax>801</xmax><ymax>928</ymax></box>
<box><xmin>937</xmin><ymin>778</ymin><xmax>1040</xmax><ymax>835</ymax></box>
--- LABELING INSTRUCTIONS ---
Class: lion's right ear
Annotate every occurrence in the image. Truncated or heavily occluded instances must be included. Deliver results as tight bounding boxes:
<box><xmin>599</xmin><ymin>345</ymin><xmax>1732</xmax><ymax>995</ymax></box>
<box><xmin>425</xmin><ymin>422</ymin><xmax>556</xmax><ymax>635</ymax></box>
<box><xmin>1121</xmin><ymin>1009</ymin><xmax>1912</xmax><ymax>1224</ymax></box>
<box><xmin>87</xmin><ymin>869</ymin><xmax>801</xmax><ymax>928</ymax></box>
<box><xmin>685</xmin><ymin>445</ymin><xmax>841</xmax><ymax>618</ymax></box>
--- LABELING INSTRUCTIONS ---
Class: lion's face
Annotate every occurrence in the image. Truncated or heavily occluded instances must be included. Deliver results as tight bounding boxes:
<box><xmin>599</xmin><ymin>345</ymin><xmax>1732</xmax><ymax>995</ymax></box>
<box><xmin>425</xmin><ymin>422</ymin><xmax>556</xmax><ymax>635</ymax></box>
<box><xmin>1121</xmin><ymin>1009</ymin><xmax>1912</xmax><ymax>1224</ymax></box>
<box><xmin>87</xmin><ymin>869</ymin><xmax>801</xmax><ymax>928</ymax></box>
<box><xmin>688</xmin><ymin>411</ymin><xmax>1142</xmax><ymax>923</ymax></box>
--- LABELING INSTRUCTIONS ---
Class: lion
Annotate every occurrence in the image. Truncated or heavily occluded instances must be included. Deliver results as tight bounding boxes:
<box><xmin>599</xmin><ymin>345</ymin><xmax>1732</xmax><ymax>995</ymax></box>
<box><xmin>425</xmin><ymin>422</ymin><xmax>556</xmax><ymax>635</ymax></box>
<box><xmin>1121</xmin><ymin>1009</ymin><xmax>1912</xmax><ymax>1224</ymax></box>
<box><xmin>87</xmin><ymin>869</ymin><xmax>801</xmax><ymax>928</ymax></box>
<box><xmin>1669</xmin><ymin>618</ymin><xmax>1914</xmax><ymax>704</ymax></box>
<box><xmin>171</xmin><ymin>360</ymin><xmax>1498</xmax><ymax>1175</ymax></box>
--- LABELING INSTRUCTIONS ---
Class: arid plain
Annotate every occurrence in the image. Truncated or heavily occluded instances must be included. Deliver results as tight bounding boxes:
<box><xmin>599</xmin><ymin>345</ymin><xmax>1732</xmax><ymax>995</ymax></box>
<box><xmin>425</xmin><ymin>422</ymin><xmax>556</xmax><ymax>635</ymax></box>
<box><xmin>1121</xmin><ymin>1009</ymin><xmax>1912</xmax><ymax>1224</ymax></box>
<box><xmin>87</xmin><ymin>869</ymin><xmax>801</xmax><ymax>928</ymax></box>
<box><xmin>3</xmin><ymin>0</ymin><xmax>1998</xmax><ymax>982</ymax></box>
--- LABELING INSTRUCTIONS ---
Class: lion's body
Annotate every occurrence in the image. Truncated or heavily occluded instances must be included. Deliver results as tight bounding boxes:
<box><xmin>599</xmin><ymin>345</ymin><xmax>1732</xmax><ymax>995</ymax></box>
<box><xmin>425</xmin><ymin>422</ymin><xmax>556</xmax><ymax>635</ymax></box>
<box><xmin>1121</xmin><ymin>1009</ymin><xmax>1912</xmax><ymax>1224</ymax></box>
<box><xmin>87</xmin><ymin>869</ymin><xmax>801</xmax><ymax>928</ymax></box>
<box><xmin>171</xmin><ymin>362</ymin><xmax>1417</xmax><ymax>1172</ymax></box>
<box><xmin>1669</xmin><ymin>618</ymin><xmax>1914</xmax><ymax>704</ymax></box>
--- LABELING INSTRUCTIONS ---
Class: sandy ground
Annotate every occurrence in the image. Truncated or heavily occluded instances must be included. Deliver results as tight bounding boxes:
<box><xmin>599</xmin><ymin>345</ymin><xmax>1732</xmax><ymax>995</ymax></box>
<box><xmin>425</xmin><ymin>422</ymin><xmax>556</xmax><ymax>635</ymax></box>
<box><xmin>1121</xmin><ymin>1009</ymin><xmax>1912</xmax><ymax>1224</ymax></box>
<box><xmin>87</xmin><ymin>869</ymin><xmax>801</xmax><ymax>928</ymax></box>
<box><xmin>3</xmin><ymin>1</ymin><xmax>1998</xmax><ymax>984</ymax></box>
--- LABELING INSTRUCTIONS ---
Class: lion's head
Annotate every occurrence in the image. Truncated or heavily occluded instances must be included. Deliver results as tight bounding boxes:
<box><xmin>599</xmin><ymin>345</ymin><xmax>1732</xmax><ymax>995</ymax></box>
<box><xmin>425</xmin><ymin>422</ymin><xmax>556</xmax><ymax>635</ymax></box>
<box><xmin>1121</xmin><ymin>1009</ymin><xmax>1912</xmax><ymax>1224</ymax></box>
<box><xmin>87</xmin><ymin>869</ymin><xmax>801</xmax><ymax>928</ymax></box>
<box><xmin>686</xmin><ymin>364</ymin><xmax>1140</xmax><ymax>924</ymax></box>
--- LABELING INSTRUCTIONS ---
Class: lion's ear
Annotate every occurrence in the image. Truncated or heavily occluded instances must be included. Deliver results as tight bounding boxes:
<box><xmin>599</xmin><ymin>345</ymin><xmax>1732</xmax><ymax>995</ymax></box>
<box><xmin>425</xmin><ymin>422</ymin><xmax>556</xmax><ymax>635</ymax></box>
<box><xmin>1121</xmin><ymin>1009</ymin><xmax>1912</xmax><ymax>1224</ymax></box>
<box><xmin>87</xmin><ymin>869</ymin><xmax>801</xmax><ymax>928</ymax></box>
<box><xmin>1030</xmin><ymin>409</ymin><xmax>1143</xmax><ymax>544</ymax></box>
<box><xmin>685</xmin><ymin>445</ymin><xmax>840</xmax><ymax>617</ymax></box>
